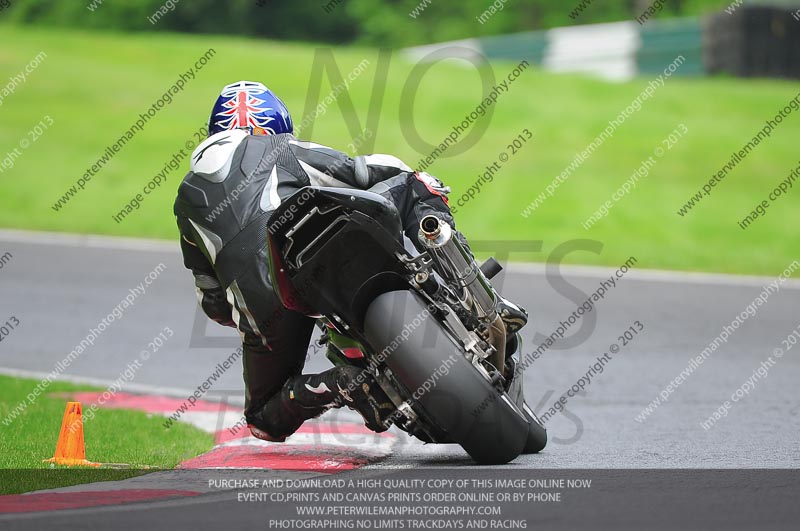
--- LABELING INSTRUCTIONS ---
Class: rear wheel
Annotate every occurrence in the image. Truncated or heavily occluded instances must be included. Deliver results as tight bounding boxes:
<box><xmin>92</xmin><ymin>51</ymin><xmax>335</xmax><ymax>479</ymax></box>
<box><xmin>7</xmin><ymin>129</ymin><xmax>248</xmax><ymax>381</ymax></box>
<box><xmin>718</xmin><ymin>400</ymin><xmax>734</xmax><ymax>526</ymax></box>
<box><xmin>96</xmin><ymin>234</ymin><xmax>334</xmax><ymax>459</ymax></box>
<box><xmin>520</xmin><ymin>402</ymin><xmax>547</xmax><ymax>453</ymax></box>
<box><xmin>363</xmin><ymin>290</ymin><xmax>528</xmax><ymax>465</ymax></box>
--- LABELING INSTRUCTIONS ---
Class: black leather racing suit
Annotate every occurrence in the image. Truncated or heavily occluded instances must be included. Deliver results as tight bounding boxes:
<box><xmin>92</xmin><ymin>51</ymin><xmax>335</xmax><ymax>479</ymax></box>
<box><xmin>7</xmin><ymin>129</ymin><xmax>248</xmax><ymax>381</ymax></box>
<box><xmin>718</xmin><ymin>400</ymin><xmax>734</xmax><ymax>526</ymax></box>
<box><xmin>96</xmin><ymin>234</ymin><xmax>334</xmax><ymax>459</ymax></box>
<box><xmin>174</xmin><ymin>129</ymin><xmax>461</xmax><ymax>428</ymax></box>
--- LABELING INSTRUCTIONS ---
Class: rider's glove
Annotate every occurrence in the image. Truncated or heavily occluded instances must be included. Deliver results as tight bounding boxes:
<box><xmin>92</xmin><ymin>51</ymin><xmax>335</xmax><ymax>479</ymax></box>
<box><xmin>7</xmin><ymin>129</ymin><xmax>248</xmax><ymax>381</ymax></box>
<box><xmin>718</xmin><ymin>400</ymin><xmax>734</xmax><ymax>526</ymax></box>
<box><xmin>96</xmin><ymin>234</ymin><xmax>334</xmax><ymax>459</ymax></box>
<box><xmin>415</xmin><ymin>171</ymin><xmax>452</xmax><ymax>197</ymax></box>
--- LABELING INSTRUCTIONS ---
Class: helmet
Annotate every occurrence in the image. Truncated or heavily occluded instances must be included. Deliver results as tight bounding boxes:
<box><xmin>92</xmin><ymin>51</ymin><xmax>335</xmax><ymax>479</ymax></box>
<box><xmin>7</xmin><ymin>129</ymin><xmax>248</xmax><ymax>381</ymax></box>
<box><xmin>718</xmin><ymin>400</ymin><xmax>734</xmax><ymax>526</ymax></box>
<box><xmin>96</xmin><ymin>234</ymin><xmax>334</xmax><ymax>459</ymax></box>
<box><xmin>208</xmin><ymin>81</ymin><xmax>293</xmax><ymax>137</ymax></box>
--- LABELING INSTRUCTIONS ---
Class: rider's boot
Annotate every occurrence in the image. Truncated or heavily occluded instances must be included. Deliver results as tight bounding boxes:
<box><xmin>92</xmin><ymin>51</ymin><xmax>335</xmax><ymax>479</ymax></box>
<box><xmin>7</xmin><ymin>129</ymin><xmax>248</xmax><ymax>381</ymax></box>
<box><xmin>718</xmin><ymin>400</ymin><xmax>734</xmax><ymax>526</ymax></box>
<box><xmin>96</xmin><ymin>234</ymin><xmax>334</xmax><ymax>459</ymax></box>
<box><xmin>497</xmin><ymin>297</ymin><xmax>528</xmax><ymax>336</ymax></box>
<box><xmin>248</xmin><ymin>366</ymin><xmax>393</xmax><ymax>441</ymax></box>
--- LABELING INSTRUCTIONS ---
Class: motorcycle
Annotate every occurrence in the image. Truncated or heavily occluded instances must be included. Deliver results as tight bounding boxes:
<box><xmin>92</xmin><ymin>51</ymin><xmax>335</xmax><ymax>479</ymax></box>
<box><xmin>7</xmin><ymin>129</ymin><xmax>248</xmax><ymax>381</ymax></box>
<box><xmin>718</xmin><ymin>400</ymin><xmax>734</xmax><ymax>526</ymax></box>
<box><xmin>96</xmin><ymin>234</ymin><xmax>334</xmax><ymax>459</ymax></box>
<box><xmin>266</xmin><ymin>186</ymin><xmax>546</xmax><ymax>464</ymax></box>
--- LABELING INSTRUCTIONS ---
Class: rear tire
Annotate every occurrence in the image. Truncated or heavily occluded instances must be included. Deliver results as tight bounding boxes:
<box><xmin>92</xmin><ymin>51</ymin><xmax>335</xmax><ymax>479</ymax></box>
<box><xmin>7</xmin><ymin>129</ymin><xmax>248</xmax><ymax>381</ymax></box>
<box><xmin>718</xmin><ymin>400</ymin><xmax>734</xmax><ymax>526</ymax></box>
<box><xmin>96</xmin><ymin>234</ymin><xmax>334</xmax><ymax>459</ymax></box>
<box><xmin>363</xmin><ymin>290</ymin><xmax>528</xmax><ymax>465</ymax></box>
<box><xmin>520</xmin><ymin>402</ymin><xmax>547</xmax><ymax>454</ymax></box>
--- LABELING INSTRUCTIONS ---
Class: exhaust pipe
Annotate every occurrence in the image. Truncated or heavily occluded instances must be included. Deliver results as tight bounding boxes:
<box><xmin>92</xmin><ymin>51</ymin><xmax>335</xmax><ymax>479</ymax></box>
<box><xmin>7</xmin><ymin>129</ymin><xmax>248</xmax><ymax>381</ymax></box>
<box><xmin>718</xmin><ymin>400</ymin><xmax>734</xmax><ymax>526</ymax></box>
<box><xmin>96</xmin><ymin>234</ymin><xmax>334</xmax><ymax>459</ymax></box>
<box><xmin>419</xmin><ymin>216</ymin><xmax>507</xmax><ymax>370</ymax></box>
<box><xmin>418</xmin><ymin>216</ymin><xmax>497</xmax><ymax>320</ymax></box>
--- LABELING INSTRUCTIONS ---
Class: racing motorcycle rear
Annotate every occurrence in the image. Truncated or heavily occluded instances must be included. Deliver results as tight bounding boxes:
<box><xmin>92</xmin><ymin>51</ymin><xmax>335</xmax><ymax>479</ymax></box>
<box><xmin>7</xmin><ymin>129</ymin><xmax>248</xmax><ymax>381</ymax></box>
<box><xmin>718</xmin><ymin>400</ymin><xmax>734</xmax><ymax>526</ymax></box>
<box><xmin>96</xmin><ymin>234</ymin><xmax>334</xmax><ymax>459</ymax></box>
<box><xmin>266</xmin><ymin>186</ymin><xmax>546</xmax><ymax>464</ymax></box>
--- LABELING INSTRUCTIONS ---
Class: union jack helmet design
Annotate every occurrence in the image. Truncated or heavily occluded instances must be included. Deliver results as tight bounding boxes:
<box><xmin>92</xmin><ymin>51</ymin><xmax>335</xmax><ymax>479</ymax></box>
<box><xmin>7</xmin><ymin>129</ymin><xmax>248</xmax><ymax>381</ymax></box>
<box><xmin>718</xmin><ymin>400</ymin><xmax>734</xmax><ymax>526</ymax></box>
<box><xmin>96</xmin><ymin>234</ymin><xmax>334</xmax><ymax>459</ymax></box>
<box><xmin>208</xmin><ymin>81</ymin><xmax>293</xmax><ymax>137</ymax></box>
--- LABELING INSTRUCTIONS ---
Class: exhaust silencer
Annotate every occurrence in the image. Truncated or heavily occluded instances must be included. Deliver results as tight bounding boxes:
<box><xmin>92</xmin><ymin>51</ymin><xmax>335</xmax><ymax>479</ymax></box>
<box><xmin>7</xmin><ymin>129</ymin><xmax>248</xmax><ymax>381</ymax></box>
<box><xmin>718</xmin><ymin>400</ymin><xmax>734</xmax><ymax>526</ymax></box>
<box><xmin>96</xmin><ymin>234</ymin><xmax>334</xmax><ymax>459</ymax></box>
<box><xmin>418</xmin><ymin>215</ymin><xmax>498</xmax><ymax>319</ymax></box>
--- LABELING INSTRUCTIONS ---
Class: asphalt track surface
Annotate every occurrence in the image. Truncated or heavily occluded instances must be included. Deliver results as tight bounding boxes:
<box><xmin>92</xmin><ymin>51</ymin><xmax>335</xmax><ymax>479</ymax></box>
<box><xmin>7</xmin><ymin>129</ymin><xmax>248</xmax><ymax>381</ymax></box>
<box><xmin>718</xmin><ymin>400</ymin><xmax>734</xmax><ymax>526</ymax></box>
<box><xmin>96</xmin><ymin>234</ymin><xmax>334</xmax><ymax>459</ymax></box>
<box><xmin>1</xmin><ymin>230</ymin><xmax>798</xmax><ymax>528</ymax></box>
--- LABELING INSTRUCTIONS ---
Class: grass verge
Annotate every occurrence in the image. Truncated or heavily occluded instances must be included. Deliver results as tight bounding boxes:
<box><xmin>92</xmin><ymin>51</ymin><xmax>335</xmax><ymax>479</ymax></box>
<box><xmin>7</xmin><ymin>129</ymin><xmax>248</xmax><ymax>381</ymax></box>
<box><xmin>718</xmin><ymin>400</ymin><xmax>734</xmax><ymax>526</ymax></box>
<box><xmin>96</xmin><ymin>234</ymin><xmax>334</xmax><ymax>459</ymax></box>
<box><xmin>0</xmin><ymin>25</ymin><xmax>797</xmax><ymax>274</ymax></box>
<box><xmin>0</xmin><ymin>375</ymin><xmax>214</xmax><ymax>495</ymax></box>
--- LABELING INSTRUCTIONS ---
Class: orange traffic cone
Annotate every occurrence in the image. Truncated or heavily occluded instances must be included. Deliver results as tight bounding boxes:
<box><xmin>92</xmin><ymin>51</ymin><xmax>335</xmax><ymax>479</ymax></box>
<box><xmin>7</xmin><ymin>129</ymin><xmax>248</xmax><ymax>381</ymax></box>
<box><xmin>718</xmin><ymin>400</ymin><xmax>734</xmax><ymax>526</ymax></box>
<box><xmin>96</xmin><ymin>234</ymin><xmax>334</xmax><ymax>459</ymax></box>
<box><xmin>43</xmin><ymin>402</ymin><xmax>100</xmax><ymax>467</ymax></box>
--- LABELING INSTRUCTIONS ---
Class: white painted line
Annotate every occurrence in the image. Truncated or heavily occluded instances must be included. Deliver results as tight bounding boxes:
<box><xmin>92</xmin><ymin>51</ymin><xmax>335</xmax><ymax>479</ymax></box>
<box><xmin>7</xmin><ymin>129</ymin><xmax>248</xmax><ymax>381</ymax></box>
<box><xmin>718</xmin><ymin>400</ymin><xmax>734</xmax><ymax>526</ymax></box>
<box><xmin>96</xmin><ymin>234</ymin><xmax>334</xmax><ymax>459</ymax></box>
<box><xmin>506</xmin><ymin>262</ymin><xmax>800</xmax><ymax>289</ymax></box>
<box><xmin>2</xmin><ymin>229</ymin><xmax>797</xmax><ymax>288</ymax></box>
<box><xmin>0</xmin><ymin>229</ymin><xmax>177</xmax><ymax>253</ymax></box>
<box><xmin>218</xmin><ymin>431</ymin><xmax>394</xmax><ymax>451</ymax></box>
<box><xmin>174</xmin><ymin>411</ymin><xmax>244</xmax><ymax>433</ymax></box>
<box><xmin>0</xmin><ymin>366</ymin><xmax>245</xmax><ymax>406</ymax></box>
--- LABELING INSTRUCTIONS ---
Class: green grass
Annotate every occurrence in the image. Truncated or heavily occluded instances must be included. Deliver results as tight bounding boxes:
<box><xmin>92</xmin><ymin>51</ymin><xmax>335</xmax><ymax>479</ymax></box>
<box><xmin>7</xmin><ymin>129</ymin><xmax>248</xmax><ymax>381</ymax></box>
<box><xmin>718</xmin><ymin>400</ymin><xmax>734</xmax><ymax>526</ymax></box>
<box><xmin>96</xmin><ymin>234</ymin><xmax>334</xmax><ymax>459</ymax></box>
<box><xmin>0</xmin><ymin>25</ymin><xmax>797</xmax><ymax>275</ymax></box>
<box><xmin>0</xmin><ymin>375</ymin><xmax>214</xmax><ymax>494</ymax></box>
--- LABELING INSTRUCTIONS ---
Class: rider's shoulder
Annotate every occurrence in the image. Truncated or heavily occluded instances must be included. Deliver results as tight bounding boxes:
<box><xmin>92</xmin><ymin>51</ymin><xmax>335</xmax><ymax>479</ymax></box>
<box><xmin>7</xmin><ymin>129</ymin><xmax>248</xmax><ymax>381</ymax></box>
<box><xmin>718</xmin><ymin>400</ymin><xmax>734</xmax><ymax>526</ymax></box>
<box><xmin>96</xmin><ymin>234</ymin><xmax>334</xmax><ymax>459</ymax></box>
<box><xmin>189</xmin><ymin>129</ymin><xmax>248</xmax><ymax>182</ymax></box>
